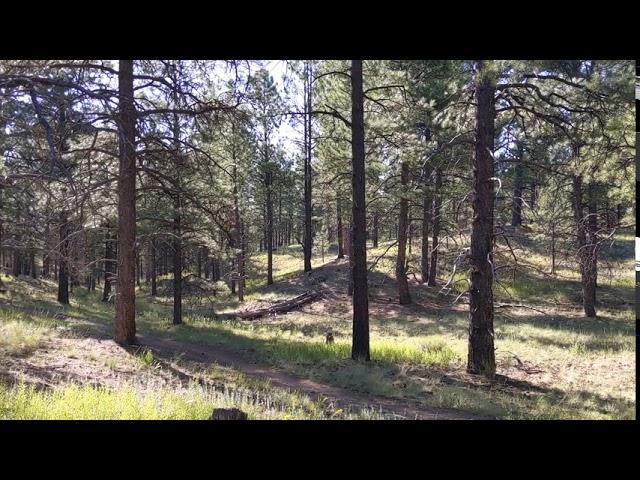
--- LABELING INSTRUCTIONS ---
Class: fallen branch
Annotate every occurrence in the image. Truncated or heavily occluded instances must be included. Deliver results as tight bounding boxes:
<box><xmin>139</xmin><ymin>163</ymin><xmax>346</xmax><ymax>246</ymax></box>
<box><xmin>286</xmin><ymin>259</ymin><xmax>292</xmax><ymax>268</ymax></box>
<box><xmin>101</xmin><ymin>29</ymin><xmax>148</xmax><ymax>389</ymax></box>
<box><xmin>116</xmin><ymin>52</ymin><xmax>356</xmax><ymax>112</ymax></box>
<box><xmin>224</xmin><ymin>291</ymin><xmax>321</xmax><ymax>320</ymax></box>
<box><xmin>368</xmin><ymin>240</ymin><xmax>398</xmax><ymax>272</ymax></box>
<box><xmin>495</xmin><ymin>304</ymin><xmax>548</xmax><ymax>315</ymax></box>
<box><xmin>499</xmin><ymin>350</ymin><xmax>544</xmax><ymax>375</ymax></box>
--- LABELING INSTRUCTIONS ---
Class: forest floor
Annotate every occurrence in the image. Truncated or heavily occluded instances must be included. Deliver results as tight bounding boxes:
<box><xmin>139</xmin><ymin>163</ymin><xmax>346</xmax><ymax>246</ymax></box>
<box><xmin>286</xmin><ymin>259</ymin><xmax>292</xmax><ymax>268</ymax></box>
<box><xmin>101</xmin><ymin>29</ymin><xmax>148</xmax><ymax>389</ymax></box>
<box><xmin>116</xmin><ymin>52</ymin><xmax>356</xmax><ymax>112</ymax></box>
<box><xmin>0</xmin><ymin>230</ymin><xmax>635</xmax><ymax>419</ymax></box>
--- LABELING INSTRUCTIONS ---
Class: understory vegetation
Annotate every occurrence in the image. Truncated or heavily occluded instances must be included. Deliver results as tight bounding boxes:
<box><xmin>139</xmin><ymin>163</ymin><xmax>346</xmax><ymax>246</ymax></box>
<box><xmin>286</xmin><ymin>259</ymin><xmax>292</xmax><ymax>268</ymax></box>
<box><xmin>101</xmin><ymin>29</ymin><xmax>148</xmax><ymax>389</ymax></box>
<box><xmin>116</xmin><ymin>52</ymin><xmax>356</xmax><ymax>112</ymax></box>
<box><xmin>0</xmin><ymin>59</ymin><xmax>634</xmax><ymax>420</ymax></box>
<box><xmin>1</xmin><ymin>229</ymin><xmax>634</xmax><ymax>420</ymax></box>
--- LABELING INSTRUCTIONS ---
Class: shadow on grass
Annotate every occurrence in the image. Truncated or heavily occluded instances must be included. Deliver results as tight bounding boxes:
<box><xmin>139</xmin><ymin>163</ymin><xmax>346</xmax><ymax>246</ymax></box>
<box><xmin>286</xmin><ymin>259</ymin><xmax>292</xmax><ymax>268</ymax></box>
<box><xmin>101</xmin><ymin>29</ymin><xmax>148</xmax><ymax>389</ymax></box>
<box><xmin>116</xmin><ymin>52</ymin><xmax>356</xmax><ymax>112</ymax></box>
<box><xmin>497</xmin><ymin>311</ymin><xmax>635</xmax><ymax>337</ymax></box>
<box><xmin>524</xmin><ymin>332</ymin><xmax>634</xmax><ymax>353</ymax></box>
<box><xmin>433</xmin><ymin>369</ymin><xmax>636</xmax><ymax>419</ymax></box>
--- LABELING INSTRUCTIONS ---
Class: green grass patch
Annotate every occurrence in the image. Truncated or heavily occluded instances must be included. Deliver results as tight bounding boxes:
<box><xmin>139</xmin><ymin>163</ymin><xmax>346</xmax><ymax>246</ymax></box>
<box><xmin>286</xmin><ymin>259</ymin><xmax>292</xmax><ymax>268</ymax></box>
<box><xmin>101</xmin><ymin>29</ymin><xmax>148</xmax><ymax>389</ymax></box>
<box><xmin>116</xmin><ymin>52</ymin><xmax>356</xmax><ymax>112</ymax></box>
<box><xmin>0</xmin><ymin>308</ymin><xmax>56</xmax><ymax>356</ymax></box>
<box><xmin>0</xmin><ymin>381</ymin><xmax>384</xmax><ymax>420</ymax></box>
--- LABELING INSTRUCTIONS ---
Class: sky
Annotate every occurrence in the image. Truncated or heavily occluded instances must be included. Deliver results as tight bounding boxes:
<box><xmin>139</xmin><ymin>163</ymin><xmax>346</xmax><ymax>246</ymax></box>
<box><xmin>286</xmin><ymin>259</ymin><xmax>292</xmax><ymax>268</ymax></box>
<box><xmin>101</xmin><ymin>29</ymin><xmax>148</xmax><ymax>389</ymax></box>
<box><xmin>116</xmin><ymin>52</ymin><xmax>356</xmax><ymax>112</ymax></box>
<box><xmin>0</xmin><ymin>61</ymin><xmax>307</xmax><ymax>163</ymax></box>
<box><xmin>211</xmin><ymin>59</ymin><xmax>305</xmax><ymax>158</ymax></box>
<box><xmin>264</xmin><ymin>60</ymin><xmax>304</xmax><ymax>158</ymax></box>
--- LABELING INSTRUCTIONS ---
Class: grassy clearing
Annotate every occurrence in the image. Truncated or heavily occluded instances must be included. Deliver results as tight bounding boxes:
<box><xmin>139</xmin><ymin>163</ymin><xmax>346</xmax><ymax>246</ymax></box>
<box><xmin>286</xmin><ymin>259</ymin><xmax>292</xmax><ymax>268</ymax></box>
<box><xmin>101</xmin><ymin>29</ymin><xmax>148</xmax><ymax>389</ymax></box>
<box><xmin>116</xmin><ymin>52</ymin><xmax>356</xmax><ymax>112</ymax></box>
<box><xmin>245</xmin><ymin>244</ymin><xmax>332</xmax><ymax>290</ymax></box>
<box><xmin>0</xmin><ymin>229</ymin><xmax>634</xmax><ymax>420</ymax></box>
<box><xmin>143</xmin><ymin>311</ymin><xmax>460</xmax><ymax>368</ymax></box>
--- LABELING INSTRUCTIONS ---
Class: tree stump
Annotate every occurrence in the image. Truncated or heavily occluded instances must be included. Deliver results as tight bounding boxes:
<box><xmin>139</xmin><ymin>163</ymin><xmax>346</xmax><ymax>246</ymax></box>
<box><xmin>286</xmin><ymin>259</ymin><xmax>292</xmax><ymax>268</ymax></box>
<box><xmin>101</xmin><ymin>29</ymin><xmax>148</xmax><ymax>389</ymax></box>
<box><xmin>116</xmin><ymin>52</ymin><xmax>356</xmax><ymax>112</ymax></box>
<box><xmin>209</xmin><ymin>408</ymin><xmax>248</xmax><ymax>420</ymax></box>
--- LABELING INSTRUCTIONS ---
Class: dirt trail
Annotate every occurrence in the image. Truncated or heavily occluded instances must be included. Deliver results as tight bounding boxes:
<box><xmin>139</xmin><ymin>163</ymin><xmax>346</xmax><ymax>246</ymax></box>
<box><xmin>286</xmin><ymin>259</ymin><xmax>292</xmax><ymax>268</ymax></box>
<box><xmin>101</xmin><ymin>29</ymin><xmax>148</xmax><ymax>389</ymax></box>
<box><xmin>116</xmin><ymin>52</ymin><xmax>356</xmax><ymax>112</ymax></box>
<box><xmin>133</xmin><ymin>333</ymin><xmax>486</xmax><ymax>420</ymax></box>
<box><xmin>1</xmin><ymin>294</ymin><xmax>488</xmax><ymax>420</ymax></box>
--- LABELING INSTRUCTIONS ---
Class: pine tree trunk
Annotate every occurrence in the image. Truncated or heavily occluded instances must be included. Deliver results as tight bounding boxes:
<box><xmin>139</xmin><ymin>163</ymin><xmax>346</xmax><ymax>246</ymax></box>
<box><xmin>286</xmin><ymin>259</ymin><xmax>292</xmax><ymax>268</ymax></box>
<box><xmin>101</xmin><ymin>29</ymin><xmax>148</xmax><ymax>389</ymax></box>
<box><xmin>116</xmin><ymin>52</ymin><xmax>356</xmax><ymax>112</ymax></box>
<box><xmin>346</xmin><ymin>222</ymin><xmax>354</xmax><ymax>296</ymax></box>
<box><xmin>151</xmin><ymin>238</ymin><xmax>157</xmax><ymax>296</ymax></box>
<box><xmin>58</xmin><ymin>215</ymin><xmax>69</xmax><ymax>304</ymax></box>
<box><xmin>550</xmin><ymin>224</ymin><xmax>556</xmax><ymax>275</ymax></box>
<box><xmin>303</xmin><ymin>61</ymin><xmax>313</xmax><ymax>273</ymax></box>
<box><xmin>511</xmin><ymin>152</ymin><xmax>524</xmax><ymax>227</ymax></box>
<box><xmin>372</xmin><ymin>210</ymin><xmax>379</xmax><ymax>248</ymax></box>
<box><xmin>573</xmin><ymin>173</ymin><xmax>596</xmax><ymax>317</ymax></box>
<box><xmin>337</xmin><ymin>195</ymin><xmax>344</xmax><ymax>258</ymax></box>
<box><xmin>173</xmin><ymin>192</ymin><xmax>182</xmax><ymax>325</ymax></box>
<box><xmin>30</xmin><ymin>250</ymin><xmax>36</xmax><ymax>279</ymax></box>
<box><xmin>350</xmin><ymin>59</ymin><xmax>370</xmax><ymax>362</ymax></box>
<box><xmin>240</xmin><ymin>227</ymin><xmax>246</xmax><ymax>295</ymax></box>
<box><xmin>114</xmin><ymin>59</ymin><xmax>137</xmax><ymax>344</ymax></box>
<box><xmin>230</xmin><ymin>257</ymin><xmax>236</xmax><ymax>294</ymax></box>
<box><xmin>43</xmin><ymin>224</ymin><xmax>50</xmax><ymax>276</ymax></box>
<box><xmin>396</xmin><ymin>160</ymin><xmax>412</xmax><ymax>305</ymax></box>
<box><xmin>277</xmin><ymin>188</ymin><xmax>283</xmax><ymax>249</ymax></box>
<box><xmin>43</xmin><ymin>255</ymin><xmax>49</xmax><ymax>277</ymax></box>
<box><xmin>584</xmin><ymin>183</ymin><xmax>599</xmax><ymax>312</ymax></box>
<box><xmin>603</xmin><ymin>203</ymin><xmax>610</xmax><ymax>229</ymax></box>
<box><xmin>467</xmin><ymin>61</ymin><xmax>496</xmax><ymax>378</ymax></box>
<box><xmin>171</xmin><ymin>61</ymin><xmax>183</xmax><ymax>326</ymax></box>
<box><xmin>203</xmin><ymin>246</ymin><xmax>209</xmax><ymax>280</ymax></box>
<box><xmin>0</xmin><ymin>219</ymin><xmax>5</xmax><ymax>291</ymax></box>
<box><xmin>421</xmin><ymin>180</ymin><xmax>431</xmax><ymax>284</ymax></box>
<box><xmin>213</xmin><ymin>258</ymin><xmax>220</xmax><ymax>281</ymax></box>
<box><xmin>428</xmin><ymin>167</ymin><xmax>442</xmax><ymax>286</ymax></box>
<box><xmin>13</xmin><ymin>250</ymin><xmax>21</xmax><ymax>277</ymax></box>
<box><xmin>266</xmin><ymin>169</ymin><xmax>274</xmax><ymax>286</ymax></box>
<box><xmin>136</xmin><ymin>251</ymin><xmax>141</xmax><ymax>287</ymax></box>
<box><xmin>233</xmin><ymin>164</ymin><xmax>244</xmax><ymax>302</ymax></box>
<box><xmin>588</xmin><ymin>186</ymin><xmax>599</xmax><ymax>289</ymax></box>
<box><xmin>530</xmin><ymin>182</ymin><xmax>537</xmax><ymax>210</ymax></box>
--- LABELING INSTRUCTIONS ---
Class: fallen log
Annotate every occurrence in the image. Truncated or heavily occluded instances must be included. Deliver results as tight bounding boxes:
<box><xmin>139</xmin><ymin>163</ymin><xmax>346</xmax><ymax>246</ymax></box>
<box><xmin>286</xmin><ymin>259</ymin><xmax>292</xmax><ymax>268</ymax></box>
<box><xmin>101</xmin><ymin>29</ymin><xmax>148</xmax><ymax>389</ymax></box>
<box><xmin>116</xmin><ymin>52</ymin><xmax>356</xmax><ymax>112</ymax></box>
<box><xmin>225</xmin><ymin>290</ymin><xmax>321</xmax><ymax>320</ymax></box>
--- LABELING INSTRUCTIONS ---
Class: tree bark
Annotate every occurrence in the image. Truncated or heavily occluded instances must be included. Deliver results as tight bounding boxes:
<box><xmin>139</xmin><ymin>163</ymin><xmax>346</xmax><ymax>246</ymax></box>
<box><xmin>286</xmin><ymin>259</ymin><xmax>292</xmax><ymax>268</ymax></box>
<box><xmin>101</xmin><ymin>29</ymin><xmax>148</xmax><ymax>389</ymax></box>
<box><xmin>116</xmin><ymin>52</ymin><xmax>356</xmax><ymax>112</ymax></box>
<box><xmin>233</xmin><ymin>164</ymin><xmax>244</xmax><ymax>302</ymax></box>
<box><xmin>171</xmin><ymin>61</ymin><xmax>183</xmax><ymax>326</ymax></box>
<box><xmin>511</xmin><ymin>149</ymin><xmax>524</xmax><ymax>227</ymax></box>
<box><xmin>0</xmin><ymin>219</ymin><xmax>4</xmax><ymax>291</ymax></box>
<box><xmin>103</xmin><ymin>227</ymin><xmax>114</xmax><ymax>302</ymax></box>
<box><xmin>408</xmin><ymin>216</ymin><xmax>413</xmax><ymax>255</ymax></box>
<box><xmin>350</xmin><ymin>60</ymin><xmax>370</xmax><ymax>361</ymax></box>
<box><xmin>213</xmin><ymin>257</ymin><xmax>220</xmax><ymax>281</ymax></box>
<box><xmin>114</xmin><ymin>59</ymin><xmax>137</xmax><ymax>344</ymax></box>
<box><xmin>428</xmin><ymin>167</ymin><xmax>442</xmax><ymax>286</ymax></box>
<box><xmin>421</xmin><ymin>181</ymin><xmax>431</xmax><ymax>284</ymax></box>
<box><xmin>529</xmin><ymin>181</ymin><xmax>537</xmax><ymax>210</ymax></box>
<box><xmin>303</xmin><ymin>61</ymin><xmax>313</xmax><ymax>272</ymax></box>
<box><xmin>372</xmin><ymin>210</ymin><xmax>379</xmax><ymax>248</ymax></box>
<box><xmin>550</xmin><ymin>223</ymin><xmax>556</xmax><ymax>275</ymax></box>
<box><xmin>136</xmin><ymin>250</ymin><xmax>141</xmax><ymax>287</ymax></box>
<box><xmin>266</xmin><ymin>169</ymin><xmax>274</xmax><ymax>285</ymax></box>
<box><xmin>467</xmin><ymin>61</ymin><xmax>496</xmax><ymax>378</ymax></box>
<box><xmin>30</xmin><ymin>250</ymin><xmax>36</xmax><ymax>279</ymax></box>
<box><xmin>396</xmin><ymin>160</ymin><xmax>412</xmax><ymax>304</ymax></box>
<box><xmin>57</xmin><ymin>215</ymin><xmax>69</xmax><ymax>304</ymax></box>
<box><xmin>172</xmin><ymin>194</ymin><xmax>183</xmax><ymax>324</ymax></box>
<box><xmin>150</xmin><ymin>238</ymin><xmax>157</xmax><ymax>296</ymax></box>
<box><xmin>13</xmin><ymin>250</ymin><xmax>21</xmax><ymax>277</ymax></box>
<box><xmin>337</xmin><ymin>195</ymin><xmax>344</xmax><ymax>258</ymax></box>
<box><xmin>587</xmin><ymin>185</ymin><xmax>599</xmax><ymax>290</ymax></box>
<box><xmin>572</xmin><ymin>173</ymin><xmax>596</xmax><ymax>317</ymax></box>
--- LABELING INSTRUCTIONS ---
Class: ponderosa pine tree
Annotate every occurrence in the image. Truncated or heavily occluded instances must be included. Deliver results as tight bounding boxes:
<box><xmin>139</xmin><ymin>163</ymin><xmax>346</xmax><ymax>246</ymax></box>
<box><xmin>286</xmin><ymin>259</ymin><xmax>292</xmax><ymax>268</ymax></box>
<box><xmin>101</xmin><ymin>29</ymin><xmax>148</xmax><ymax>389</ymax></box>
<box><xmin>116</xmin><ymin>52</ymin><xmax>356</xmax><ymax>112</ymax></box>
<box><xmin>467</xmin><ymin>60</ymin><xmax>496</xmax><ymax>378</ymax></box>
<box><xmin>350</xmin><ymin>59</ymin><xmax>370</xmax><ymax>361</ymax></box>
<box><xmin>114</xmin><ymin>59</ymin><xmax>137</xmax><ymax>345</ymax></box>
<box><xmin>396</xmin><ymin>158</ymin><xmax>412</xmax><ymax>304</ymax></box>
